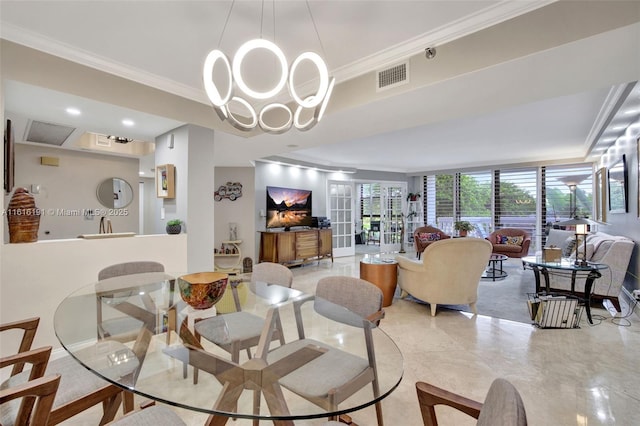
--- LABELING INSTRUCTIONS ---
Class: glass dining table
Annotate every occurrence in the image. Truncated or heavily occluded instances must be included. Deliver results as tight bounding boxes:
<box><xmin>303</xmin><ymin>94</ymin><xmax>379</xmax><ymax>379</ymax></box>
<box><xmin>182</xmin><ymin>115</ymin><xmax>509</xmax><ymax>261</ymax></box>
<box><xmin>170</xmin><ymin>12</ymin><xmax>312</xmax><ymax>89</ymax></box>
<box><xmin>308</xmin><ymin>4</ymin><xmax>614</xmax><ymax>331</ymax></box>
<box><xmin>54</xmin><ymin>272</ymin><xmax>403</xmax><ymax>425</ymax></box>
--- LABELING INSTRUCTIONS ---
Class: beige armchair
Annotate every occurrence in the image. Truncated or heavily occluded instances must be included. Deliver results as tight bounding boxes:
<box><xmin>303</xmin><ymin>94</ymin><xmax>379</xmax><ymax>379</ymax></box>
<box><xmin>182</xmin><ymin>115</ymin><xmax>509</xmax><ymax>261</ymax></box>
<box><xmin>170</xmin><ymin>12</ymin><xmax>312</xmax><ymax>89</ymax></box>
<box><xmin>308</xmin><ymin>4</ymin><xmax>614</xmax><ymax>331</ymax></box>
<box><xmin>396</xmin><ymin>238</ymin><xmax>492</xmax><ymax>316</ymax></box>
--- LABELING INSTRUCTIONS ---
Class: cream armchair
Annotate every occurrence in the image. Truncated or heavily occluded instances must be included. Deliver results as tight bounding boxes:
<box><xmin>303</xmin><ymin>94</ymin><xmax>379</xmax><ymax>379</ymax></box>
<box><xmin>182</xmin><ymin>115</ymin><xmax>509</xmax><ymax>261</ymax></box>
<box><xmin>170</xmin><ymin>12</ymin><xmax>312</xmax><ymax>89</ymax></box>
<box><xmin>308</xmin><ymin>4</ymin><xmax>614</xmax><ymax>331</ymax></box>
<box><xmin>396</xmin><ymin>238</ymin><xmax>492</xmax><ymax>316</ymax></box>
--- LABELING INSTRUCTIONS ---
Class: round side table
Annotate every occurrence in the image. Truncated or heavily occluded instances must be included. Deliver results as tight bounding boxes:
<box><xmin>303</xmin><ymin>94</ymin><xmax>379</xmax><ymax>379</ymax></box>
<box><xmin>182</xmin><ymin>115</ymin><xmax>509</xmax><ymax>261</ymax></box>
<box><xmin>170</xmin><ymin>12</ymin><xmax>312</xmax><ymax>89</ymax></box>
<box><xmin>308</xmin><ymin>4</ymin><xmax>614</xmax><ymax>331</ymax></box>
<box><xmin>359</xmin><ymin>258</ymin><xmax>398</xmax><ymax>307</ymax></box>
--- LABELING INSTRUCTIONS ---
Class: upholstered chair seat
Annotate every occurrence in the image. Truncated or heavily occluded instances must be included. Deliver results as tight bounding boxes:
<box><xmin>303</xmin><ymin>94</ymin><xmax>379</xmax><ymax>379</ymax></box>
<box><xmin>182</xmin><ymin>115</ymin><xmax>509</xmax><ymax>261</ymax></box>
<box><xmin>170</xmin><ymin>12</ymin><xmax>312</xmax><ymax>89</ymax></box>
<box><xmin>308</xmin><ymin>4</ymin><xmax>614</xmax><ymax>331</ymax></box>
<box><xmin>107</xmin><ymin>405</ymin><xmax>187</xmax><ymax>426</ymax></box>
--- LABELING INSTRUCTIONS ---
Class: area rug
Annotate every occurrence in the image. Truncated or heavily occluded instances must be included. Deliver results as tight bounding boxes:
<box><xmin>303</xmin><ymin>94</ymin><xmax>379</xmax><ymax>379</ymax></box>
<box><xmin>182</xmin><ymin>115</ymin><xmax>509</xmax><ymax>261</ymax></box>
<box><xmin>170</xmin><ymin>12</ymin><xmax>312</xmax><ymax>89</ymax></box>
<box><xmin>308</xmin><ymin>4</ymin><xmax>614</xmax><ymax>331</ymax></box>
<box><xmin>404</xmin><ymin>258</ymin><xmax>536</xmax><ymax>324</ymax></box>
<box><xmin>473</xmin><ymin>259</ymin><xmax>535</xmax><ymax>323</ymax></box>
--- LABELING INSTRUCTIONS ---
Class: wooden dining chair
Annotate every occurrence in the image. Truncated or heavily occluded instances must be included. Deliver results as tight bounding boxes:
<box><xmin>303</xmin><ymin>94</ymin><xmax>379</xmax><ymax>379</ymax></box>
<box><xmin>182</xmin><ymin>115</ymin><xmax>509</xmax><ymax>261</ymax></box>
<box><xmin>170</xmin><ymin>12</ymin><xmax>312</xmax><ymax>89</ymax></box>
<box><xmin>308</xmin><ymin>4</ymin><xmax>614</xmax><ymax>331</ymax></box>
<box><xmin>193</xmin><ymin>262</ymin><xmax>293</xmax><ymax>376</ymax></box>
<box><xmin>0</xmin><ymin>374</ymin><xmax>61</xmax><ymax>426</ymax></box>
<box><xmin>0</xmin><ymin>344</ymin><xmax>57</xmax><ymax>425</ymax></box>
<box><xmin>0</xmin><ymin>317</ymin><xmax>125</xmax><ymax>425</ymax></box>
<box><xmin>266</xmin><ymin>276</ymin><xmax>385</xmax><ymax>426</ymax></box>
<box><xmin>416</xmin><ymin>378</ymin><xmax>528</xmax><ymax>426</ymax></box>
<box><xmin>97</xmin><ymin>261</ymin><xmax>166</xmax><ymax>340</ymax></box>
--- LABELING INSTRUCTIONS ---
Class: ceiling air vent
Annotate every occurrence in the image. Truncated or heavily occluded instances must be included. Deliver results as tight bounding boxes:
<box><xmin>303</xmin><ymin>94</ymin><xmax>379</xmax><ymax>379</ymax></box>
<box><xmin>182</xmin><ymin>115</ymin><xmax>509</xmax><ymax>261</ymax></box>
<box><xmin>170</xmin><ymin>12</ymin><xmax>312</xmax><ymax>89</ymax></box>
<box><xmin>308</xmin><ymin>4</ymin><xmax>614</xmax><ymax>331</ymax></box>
<box><xmin>24</xmin><ymin>120</ymin><xmax>76</xmax><ymax>146</ymax></box>
<box><xmin>376</xmin><ymin>62</ymin><xmax>409</xmax><ymax>92</ymax></box>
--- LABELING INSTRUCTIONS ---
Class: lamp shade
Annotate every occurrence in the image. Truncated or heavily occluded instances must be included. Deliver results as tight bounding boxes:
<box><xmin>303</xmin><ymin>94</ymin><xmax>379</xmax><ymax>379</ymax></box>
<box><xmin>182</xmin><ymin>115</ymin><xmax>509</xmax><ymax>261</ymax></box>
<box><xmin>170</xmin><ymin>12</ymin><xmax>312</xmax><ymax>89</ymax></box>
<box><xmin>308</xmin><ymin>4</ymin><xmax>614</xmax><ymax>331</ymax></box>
<box><xmin>575</xmin><ymin>224</ymin><xmax>588</xmax><ymax>235</ymax></box>
<box><xmin>557</xmin><ymin>217</ymin><xmax>597</xmax><ymax>226</ymax></box>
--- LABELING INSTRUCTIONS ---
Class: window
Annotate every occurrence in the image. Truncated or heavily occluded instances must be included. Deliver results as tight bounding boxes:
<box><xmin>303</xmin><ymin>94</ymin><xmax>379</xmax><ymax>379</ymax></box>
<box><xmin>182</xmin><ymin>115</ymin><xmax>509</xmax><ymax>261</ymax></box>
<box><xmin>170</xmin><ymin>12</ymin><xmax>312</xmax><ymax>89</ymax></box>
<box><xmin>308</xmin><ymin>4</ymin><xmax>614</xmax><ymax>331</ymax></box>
<box><xmin>360</xmin><ymin>183</ymin><xmax>381</xmax><ymax>230</ymax></box>
<box><xmin>421</xmin><ymin>162</ymin><xmax>593</xmax><ymax>254</ymax></box>
<box><xmin>545</xmin><ymin>165</ymin><xmax>593</xmax><ymax>223</ymax></box>
<box><xmin>459</xmin><ymin>171</ymin><xmax>492</xmax><ymax>238</ymax></box>
<box><xmin>496</xmin><ymin>168</ymin><xmax>537</xmax><ymax>249</ymax></box>
<box><xmin>424</xmin><ymin>174</ymin><xmax>454</xmax><ymax>234</ymax></box>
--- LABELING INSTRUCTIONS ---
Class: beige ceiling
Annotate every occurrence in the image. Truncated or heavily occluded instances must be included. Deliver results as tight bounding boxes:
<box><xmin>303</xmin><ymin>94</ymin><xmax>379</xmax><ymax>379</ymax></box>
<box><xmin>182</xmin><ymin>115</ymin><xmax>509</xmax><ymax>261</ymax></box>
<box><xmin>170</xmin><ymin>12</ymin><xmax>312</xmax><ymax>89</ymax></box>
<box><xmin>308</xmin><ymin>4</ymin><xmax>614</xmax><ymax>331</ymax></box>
<box><xmin>1</xmin><ymin>1</ymin><xmax>639</xmax><ymax>173</ymax></box>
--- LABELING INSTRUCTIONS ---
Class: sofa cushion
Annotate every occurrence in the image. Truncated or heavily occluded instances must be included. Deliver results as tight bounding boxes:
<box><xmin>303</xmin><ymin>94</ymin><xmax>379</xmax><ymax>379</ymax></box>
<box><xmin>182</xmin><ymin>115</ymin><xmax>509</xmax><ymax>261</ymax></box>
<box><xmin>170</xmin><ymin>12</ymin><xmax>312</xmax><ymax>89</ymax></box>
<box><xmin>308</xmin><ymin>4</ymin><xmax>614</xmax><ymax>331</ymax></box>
<box><xmin>545</xmin><ymin>228</ymin><xmax>575</xmax><ymax>249</ymax></box>
<box><xmin>572</xmin><ymin>242</ymin><xmax>595</xmax><ymax>261</ymax></box>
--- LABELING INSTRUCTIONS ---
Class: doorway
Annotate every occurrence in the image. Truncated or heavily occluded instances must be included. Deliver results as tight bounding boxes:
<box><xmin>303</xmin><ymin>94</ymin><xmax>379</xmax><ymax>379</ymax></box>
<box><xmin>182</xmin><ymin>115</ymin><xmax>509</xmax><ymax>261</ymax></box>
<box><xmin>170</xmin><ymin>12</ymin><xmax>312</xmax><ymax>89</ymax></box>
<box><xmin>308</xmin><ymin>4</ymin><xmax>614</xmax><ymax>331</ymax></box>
<box><xmin>357</xmin><ymin>182</ymin><xmax>407</xmax><ymax>254</ymax></box>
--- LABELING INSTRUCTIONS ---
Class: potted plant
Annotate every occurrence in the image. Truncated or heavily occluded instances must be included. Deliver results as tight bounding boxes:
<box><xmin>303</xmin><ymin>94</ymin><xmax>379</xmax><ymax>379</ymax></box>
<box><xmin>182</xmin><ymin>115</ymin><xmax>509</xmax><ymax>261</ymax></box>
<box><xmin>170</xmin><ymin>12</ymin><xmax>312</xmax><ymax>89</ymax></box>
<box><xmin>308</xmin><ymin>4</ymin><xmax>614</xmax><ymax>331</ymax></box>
<box><xmin>407</xmin><ymin>193</ymin><xmax>421</xmax><ymax>202</ymax></box>
<box><xmin>166</xmin><ymin>219</ymin><xmax>183</xmax><ymax>234</ymax></box>
<box><xmin>454</xmin><ymin>220</ymin><xmax>474</xmax><ymax>237</ymax></box>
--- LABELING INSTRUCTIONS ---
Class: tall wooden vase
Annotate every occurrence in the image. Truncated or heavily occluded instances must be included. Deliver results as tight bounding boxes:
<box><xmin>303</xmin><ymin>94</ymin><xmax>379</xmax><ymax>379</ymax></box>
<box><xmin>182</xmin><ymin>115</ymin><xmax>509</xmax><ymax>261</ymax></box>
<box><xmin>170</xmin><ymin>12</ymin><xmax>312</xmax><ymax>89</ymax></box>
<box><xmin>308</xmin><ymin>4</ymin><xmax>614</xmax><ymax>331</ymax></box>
<box><xmin>7</xmin><ymin>187</ymin><xmax>41</xmax><ymax>243</ymax></box>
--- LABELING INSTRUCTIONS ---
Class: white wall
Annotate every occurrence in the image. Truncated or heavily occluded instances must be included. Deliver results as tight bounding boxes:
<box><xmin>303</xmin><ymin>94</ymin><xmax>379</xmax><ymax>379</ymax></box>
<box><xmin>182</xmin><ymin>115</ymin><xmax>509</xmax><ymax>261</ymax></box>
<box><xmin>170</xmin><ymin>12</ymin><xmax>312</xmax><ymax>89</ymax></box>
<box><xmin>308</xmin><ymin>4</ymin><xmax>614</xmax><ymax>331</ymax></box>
<box><xmin>5</xmin><ymin>144</ymin><xmax>139</xmax><ymax>241</ymax></box>
<box><xmin>154</xmin><ymin>126</ymin><xmax>189</xmax><ymax>234</ymax></box>
<box><xmin>185</xmin><ymin>125</ymin><xmax>216</xmax><ymax>271</ymax></box>
<box><xmin>596</xmin><ymin>118</ymin><xmax>640</xmax><ymax>293</ymax></box>
<box><xmin>214</xmin><ymin>167</ymin><xmax>255</xmax><ymax>268</ymax></box>
<box><xmin>0</xmin><ymin>234</ymin><xmax>188</xmax><ymax>358</ymax></box>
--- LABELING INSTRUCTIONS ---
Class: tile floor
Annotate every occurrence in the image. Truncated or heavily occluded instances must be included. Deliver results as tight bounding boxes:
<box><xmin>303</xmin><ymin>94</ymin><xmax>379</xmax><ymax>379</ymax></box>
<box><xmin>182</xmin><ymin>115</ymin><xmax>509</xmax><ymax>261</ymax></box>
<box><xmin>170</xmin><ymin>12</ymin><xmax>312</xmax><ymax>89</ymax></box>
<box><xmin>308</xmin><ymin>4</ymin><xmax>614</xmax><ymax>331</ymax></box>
<box><xmin>66</xmin><ymin>254</ymin><xmax>640</xmax><ymax>425</ymax></box>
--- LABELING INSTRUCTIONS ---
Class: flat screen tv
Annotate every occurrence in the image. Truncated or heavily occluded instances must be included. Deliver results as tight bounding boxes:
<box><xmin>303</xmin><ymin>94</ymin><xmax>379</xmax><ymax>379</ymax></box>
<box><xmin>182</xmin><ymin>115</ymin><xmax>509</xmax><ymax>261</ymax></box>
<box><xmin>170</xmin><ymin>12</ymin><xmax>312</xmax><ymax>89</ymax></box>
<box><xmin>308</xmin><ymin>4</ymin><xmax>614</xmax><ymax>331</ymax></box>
<box><xmin>266</xmin><ymin>186</ymin><xmax>312</xmax><ymax>230</ymax></box>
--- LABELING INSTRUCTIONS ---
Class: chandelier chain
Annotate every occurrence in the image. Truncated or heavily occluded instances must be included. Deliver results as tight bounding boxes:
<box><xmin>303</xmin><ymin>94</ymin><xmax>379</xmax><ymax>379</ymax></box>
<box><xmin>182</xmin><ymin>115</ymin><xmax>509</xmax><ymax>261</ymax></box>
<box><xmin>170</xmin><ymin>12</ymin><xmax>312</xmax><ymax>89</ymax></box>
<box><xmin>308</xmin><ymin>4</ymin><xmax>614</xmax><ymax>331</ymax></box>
<box><xmin>217</xmin><ymin>0</ymin><xmax>236</xmax><ymax>48</ymax></box>
<box><xmin>272</xmin><ymin>0</ymin><xmax>276</xmax><ymax>44</ymax></box>
<box><xmin>306</xmin><ymin>0</ymin><xmax>326</xmax><ymax>58</ymax></box>
<box><xmin>260</xmin><ymin>0</ymin><xmax>265</xmax><ymax>39</ymax></box>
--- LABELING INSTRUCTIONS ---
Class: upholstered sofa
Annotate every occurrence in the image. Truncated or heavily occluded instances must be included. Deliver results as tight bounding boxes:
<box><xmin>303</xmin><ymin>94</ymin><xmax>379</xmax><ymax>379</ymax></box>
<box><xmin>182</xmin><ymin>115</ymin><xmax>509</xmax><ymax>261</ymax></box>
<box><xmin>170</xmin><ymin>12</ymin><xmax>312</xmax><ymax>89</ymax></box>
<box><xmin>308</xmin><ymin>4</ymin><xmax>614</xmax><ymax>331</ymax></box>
<box><xmin>486</xmin><ymin>228</ymin><xmax>531</xmax><ymax>258</ymax></box>
<box><xmin>542</xmin><ymin>229</ymin><xmax>635</xmax><ymax>310</ymax></box>
<box><xmin>413</xmin><ymin>225</ymin><xmax>451</xmax><ymax>259</ymax></box>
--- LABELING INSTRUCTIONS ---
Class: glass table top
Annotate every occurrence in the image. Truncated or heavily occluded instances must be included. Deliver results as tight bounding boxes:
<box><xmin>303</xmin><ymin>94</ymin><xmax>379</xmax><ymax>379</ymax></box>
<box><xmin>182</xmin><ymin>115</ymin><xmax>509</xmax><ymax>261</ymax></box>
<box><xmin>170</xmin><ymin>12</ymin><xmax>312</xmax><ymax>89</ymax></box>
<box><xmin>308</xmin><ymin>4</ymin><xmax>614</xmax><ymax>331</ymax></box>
<box><xmin>54</xmin><ymin>272</ymin><xmax>404</xmax><ymax>422</ymax></box>
<box><xmin>522</xmin><ymin>255</ymin><xmax>609</xmax><ymax>272</ymax></box>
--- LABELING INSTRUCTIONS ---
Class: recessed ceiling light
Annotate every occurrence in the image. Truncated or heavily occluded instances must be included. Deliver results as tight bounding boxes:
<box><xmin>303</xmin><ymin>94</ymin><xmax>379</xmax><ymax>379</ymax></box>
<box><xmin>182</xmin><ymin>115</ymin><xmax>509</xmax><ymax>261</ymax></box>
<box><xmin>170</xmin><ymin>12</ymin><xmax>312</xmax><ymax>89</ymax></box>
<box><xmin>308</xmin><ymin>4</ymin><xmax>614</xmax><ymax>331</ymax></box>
<box><xmin>65</xmin><ymin>107</ymin><xmax>81</xmax><ymax>116</ymax></box>
<box><xmin>122</xmin><ymin>119</ymin><xmax>135</xmax><ymax>127</ymax></box>
<box><xmin>139</xmin><ymin>171</ymin><xmax>144</xmax><ymax>176</ymax></box>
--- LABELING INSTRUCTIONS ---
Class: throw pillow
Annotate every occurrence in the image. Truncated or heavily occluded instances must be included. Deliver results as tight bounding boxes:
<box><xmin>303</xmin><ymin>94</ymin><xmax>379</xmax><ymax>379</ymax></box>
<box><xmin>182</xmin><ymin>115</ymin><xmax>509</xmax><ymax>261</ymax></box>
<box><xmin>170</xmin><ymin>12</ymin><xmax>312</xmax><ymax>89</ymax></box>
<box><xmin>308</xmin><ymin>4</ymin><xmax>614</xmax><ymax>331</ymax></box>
<box><xmin>562</xmin><ymin>235</ymin><xmax>585</xmax><ymax>257</ymax></box>
<box><xmin>418</xmin><ymin>232</ymin><xmax>441</xmax><ymax>243</ymax></box>
<box><xmin>495</xmin><ymin>234</ymin><xmax>508</xmax><ymax>244</ymax></box>
<box><xmin>505</xmin><ymin>236</ymin><xmax>524</xmax><ymax>246</ymax></box>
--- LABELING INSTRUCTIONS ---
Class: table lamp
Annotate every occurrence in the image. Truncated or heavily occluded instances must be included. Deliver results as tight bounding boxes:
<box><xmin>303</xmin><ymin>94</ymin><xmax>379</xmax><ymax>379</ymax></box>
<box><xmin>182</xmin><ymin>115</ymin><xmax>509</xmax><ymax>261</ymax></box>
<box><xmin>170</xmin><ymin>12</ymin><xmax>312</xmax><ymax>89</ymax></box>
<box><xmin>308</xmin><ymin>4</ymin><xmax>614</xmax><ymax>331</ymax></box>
<box><xmin>557</xmin><ymin>217</ymin><xmax>595</xmax><ymax>266</ymax></box>
<box><xmin>574</xmin><ymin>223</ymin><xmax>589</xmax><ymax>266</ymax></box>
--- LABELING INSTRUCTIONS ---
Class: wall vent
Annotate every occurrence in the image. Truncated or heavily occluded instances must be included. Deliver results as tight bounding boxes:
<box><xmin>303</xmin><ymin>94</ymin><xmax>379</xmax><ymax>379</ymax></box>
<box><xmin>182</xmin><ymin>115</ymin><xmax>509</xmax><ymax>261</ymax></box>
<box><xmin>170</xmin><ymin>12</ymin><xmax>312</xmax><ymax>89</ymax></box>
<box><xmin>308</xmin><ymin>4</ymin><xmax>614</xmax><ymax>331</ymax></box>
<box><xmin>376</xmin><ymin>62</ymin><xmax>409</xmax><ymax>92</ymax></box>
<box><xmin>24</xmin><ymin>120</ymin><xmax>76</xmax><ymax>146</ymax></box>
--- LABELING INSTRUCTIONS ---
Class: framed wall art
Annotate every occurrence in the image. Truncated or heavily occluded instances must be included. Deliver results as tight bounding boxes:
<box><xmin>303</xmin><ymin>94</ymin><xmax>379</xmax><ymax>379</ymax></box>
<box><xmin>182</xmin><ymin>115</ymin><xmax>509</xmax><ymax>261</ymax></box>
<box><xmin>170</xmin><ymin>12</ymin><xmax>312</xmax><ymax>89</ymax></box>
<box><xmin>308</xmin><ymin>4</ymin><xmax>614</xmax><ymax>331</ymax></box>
<box><xmin>608</xmin><ymin>154</ymin><xmax>628</xmax><ymax>214</ymax></box>
<box><xmin>156</xmin><ymin>164</ymin><xmax>175</xmax><ymax>198</ymax></box>
<box><xmin>595</xmin><ymin>167</ymin><xmax>607</xmax><ymax>223</ymax></box>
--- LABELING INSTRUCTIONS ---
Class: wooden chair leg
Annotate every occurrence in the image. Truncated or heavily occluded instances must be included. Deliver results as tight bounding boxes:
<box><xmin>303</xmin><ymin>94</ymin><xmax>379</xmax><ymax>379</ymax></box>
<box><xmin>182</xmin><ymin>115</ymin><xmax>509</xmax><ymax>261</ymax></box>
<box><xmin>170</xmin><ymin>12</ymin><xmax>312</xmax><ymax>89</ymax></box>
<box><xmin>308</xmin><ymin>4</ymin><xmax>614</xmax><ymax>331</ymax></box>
<box><xmin>98</xmin><ymin>391</ymin><xmax>122</xmax><ymax>425</ymax></box>
<box><xmin>123</xmin><ymin>391</ymin><xmax>134</xmax><ymax>413</ymax></box>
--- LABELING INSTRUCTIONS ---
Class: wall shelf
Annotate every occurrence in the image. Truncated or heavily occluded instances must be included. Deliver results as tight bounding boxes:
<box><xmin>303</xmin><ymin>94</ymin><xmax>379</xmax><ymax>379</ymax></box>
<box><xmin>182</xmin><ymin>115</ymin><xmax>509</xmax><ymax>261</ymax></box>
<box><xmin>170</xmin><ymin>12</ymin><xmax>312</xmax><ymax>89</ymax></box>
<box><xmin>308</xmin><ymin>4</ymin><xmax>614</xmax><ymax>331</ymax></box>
<box><xmin>214</xmin><ymin>240</ymin><xmax>242</xmax><ymax>273</ymax></box>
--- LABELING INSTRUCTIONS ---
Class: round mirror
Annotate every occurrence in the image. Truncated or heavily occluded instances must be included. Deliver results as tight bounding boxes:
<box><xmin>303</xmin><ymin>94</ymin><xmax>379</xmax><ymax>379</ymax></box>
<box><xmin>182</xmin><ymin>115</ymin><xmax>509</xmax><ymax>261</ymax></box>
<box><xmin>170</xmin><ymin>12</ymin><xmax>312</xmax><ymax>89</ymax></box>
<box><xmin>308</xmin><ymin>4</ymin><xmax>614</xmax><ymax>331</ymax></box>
<box><xmin>96</xmin><ymin>178</ymin><xmax>134</xmax><ymax>209</ymax></box>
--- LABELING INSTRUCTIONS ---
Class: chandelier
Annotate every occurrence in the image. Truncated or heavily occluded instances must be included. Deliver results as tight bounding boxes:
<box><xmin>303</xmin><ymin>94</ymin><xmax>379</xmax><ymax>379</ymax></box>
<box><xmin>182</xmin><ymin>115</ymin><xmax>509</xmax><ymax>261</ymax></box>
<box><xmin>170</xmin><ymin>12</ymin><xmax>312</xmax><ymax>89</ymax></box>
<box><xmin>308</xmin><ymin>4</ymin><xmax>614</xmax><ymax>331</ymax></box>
<box><xmin>202</xmin><ymin>1</ymin><xmax>334</xmax><ymax>134</ymax></box>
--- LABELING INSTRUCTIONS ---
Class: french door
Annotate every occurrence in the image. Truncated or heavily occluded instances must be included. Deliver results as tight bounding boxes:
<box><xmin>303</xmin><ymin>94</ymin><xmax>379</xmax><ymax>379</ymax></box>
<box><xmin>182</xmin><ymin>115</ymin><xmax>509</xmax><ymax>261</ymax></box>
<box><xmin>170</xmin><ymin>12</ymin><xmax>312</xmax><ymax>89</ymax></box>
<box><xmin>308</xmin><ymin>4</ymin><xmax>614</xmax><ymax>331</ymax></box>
<box><xmin>359</xmin><ymin>182</ymin><xmax>406</xmax><ymax>252</ymax></box>
<box><xmin>380</xmin><ymin>184</ymin><xmax>405</xmax><ymax>252</ymax></box>
<box><xmin>328</xmin><ymin>181</ymin><xmax>355</xmax><ymax>257</ymax></box>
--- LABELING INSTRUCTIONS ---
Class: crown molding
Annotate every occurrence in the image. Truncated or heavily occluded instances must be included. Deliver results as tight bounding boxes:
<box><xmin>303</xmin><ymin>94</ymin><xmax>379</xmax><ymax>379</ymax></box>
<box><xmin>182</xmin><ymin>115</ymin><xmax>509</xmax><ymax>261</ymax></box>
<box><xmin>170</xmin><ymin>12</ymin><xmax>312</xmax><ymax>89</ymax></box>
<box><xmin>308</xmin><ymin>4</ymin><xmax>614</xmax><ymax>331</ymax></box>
<box><xmin>331</xmin><ymin>0</ymin><xmax>556</xmax><ymax>84</ymax></box>
<box><xmin>584</xmin><ymin>82</ymin><xmax>636</xmax><ymax>157</ymax></box>
<box><xmin>0</xmin><ymin>22</ymin><xmax>210</xmax><ymax>105</ymax></box>
<box><xmin>1</xmin><ymin>1</ymin><xmax>554</xmax><ymax>105</ymax></box>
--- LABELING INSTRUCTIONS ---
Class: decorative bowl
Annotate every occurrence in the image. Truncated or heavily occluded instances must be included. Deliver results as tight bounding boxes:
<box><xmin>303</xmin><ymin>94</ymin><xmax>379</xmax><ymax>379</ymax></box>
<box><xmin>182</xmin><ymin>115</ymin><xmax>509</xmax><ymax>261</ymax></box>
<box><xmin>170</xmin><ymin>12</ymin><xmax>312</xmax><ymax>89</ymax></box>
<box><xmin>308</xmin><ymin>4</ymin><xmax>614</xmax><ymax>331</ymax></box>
<box><xmin>177</xmin><ymin>272</ymin><xmax>228</xmax><ymax>310</ymax></box>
